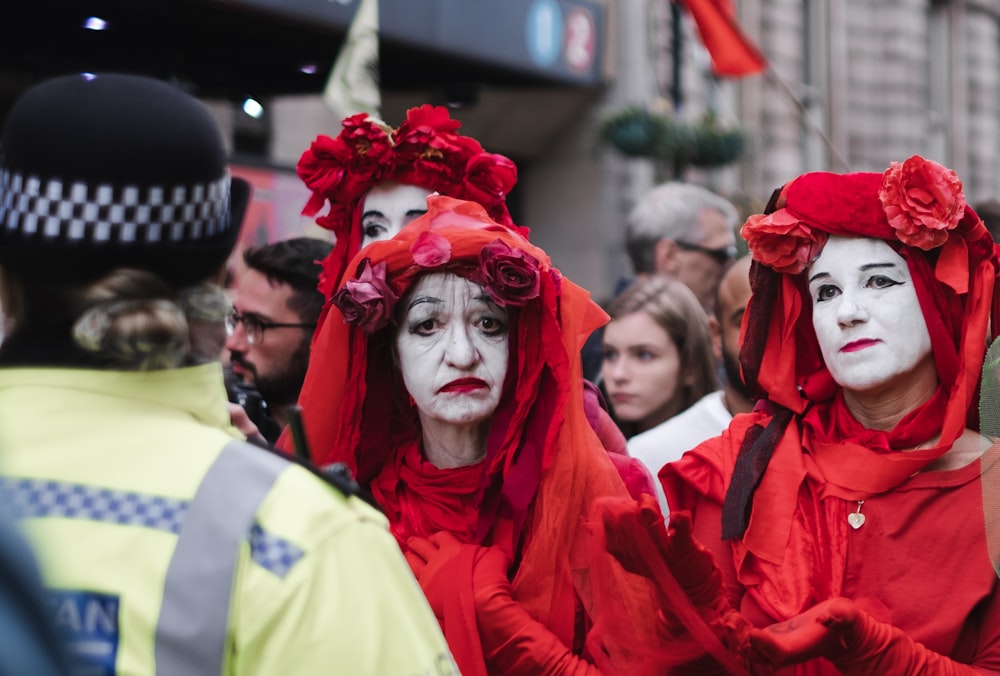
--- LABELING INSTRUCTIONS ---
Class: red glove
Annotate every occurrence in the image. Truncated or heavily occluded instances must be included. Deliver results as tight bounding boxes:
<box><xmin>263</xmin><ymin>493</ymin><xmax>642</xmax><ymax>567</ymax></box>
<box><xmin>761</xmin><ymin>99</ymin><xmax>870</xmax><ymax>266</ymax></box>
<box><xmin>749</xmin><ymin>597</ymin><xmax>980</xmax><ymax>675</ymax></box>
<box><xmin>407</xmin><ymin>533</ymin><xmax>599</xmax><ymax>675</ymax></box>
<box><xmin>599</xmin><ymin>495</ymin><xmax>752</xmax><ymax>676</ymax></box>
<box><xmin>471</xmin><ymin>546</ymin><xmax>601</xmax><ymax>675</ymax></box>
<box><xmin>602</xmin><ymin>496</ymin><xmax>728</xmax><ymax>613</ymax></box>
<box><xmin>406</xmin><ymin>531</ymin><xmax>470</xmax><ymax>620</ymax></box>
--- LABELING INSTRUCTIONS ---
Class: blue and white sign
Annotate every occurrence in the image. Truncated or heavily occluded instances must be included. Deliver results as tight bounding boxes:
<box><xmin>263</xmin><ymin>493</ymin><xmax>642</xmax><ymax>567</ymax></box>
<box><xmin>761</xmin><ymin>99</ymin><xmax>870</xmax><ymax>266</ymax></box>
<box><xmin>49</xmin><ymin>590</ymin><xmax>120</xmax><ymax>675</ymax></box>
<box><xmin>526</xmin><ymin>0</ymin><xmax>564</xmax><ymax>68</ymax></box>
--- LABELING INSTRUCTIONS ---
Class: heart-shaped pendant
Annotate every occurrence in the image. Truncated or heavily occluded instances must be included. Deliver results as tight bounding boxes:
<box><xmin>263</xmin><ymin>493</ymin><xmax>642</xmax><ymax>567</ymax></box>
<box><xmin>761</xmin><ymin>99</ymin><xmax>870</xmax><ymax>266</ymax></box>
<box><xmin>847</xmin><ymin>512</ymin><xmax>865</xmax><ymax>529</ymax></box>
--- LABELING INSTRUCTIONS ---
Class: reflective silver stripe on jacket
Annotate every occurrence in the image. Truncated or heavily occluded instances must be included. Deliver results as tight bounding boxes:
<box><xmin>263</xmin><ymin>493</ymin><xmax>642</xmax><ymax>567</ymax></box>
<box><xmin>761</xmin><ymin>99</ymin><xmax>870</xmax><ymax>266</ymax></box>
<box><xmin>155</xmin><ymin>441</ymin><xmax>289</xmax><ymax>675</ymax></box>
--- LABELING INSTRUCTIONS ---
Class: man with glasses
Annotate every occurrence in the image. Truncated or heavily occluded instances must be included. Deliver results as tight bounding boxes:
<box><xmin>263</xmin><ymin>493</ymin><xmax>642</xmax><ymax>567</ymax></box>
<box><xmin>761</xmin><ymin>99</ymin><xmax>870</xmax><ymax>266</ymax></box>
<box><xmin>624</xmin><ymin>181</ymin><xmax>740</xmax><ymax>313</ymax></box>
<box><xmin>225</xmin><ymin>236</ymin><xmax>332</xmax><ymax>442</ymax></box>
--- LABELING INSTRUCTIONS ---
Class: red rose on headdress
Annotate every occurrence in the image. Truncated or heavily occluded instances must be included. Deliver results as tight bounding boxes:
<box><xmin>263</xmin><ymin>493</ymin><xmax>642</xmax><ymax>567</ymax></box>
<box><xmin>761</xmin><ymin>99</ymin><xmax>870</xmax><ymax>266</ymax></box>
<box><xmin>314</xmin><ymin>202</ymin><xmax>353</xmax><ymax>235</ymax></box>
<box><xmin>332</xmin><ymin>259</ymin><xmax>398</xmax><ymax>333</ymax></box>
<box><xmin>741</xmin><ymin>211</ymin><xmax>828</xmax><ymax>275</ymax></box>
<box><xmin>463</xmin><ymin>152</ymin><xmax>518</xmax><ymax>207</ymax></box>
<box><xmin>396</xmin><ymin>105</ymin><xmax>463</xmax><ymax>136</ymax></box>
<box><xmin>478</xmin><ymin>240</ymin><xmax>541</xmax><ymax>306</ymax></box>
<box><xmin>879</xmin><ymin>155</ymin><xmax>966</xmax><ymax>250</ymax></box>
<box><xmin>411</xmin><ymin>231</ymin><xmax>452</xmax><ymax>268</ymax></box>
<box><xmin>297</xmin><ymin>115</ymin><xmax>393</xmax><ymax>218</ymax></box>
<box><xmin>392</xmin><ymin>105</ymin><xmax>471</xmax><ymax>191</ymax></box>
<box><xmin>297</xmin><ymin>105</ymin><xmax>520</xmax><ymax>277</ymax></box>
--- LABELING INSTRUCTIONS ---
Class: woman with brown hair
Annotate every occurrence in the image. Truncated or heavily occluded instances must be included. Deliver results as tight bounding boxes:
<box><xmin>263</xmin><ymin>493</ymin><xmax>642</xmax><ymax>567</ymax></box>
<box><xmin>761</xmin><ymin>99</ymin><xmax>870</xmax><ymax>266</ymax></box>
<box><xmin>601</xmin><ymin>274</ymin><xmax>719</xmax><ymax>438</ymax></box>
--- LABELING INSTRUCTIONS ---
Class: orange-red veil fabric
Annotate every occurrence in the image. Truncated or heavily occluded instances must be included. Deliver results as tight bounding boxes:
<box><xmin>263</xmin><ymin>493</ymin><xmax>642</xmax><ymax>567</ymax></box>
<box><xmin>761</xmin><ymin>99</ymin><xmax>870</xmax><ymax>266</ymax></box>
<box><xmin>289</xmin><ymin>196</ymin><xmax>671</xmax><ymax>672</ymax></box>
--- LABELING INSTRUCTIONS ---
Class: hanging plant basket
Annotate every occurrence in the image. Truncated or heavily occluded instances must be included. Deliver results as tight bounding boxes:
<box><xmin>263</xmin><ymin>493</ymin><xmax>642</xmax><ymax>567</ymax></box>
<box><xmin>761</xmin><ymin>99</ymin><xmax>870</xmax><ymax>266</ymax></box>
<box><xmin>599</xmin><ymin>107</ymin><xmax>659</xmax><ymax>156</ymax></box>
<box><xmin>687</xmin><ymin>115</ymin><xmax>747</xmax><ymax>168</ymax></box>
<box><xmin>598</xmin><ymin>106</ymin><xmax>688</xmax><ymax>161</ymax></box>
<box><xmin>599</xmin><ymin>106</ymin><xmax>746</xmax><ymax>172</ymax></box>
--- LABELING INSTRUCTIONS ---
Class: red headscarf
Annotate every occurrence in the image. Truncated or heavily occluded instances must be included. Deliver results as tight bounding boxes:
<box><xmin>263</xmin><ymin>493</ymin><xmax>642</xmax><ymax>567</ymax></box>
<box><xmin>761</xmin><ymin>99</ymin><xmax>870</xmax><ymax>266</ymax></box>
<box><xmin>290</xmin><ymin>195</ymin><xmax>668</xmax><ymax>672</ymax></box>
<box><xmin>705</xmin><ymin>156</ymin><xmax>1000</xmax><ymax>586</ymax></box>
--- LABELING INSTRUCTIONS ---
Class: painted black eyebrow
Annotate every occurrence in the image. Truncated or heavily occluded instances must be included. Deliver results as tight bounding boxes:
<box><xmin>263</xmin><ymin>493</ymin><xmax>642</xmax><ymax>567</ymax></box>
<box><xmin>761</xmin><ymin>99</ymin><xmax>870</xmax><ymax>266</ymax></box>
<box><xmin>363</xmin><ymin>208</ymin><xmax>427</xmax><ymax>220</ymax></box>
<box><xmin>808</xmin><ymin>261</ymin><xmax>898</xmax><ymax>284</ymax></box>
<box><xmin>405</xmin><ymin>295</ymin><xmax>442</xmax><ymax>313</ymax></box>
<box><xmin>405</xmin><ymin>291</ymin><xmax>499</xmax><ymax>314</ymax></box>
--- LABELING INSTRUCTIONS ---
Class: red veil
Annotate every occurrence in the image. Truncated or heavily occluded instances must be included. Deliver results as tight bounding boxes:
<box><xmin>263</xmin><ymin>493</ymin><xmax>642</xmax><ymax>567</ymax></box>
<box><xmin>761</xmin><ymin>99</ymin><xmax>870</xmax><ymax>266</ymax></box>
<box><xmin>289</xmin><ymin>196</ymin><xmax>671</xmax><ymax>672</ymax></box>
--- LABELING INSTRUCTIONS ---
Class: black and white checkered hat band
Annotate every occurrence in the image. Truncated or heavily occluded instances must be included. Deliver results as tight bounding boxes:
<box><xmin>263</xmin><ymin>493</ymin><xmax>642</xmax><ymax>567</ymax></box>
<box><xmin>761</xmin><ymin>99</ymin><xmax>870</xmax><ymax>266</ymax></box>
<box><xmin>0</xmin><ymin>168</ymin><xmax>233</xmax><ymax>244</ymax></box>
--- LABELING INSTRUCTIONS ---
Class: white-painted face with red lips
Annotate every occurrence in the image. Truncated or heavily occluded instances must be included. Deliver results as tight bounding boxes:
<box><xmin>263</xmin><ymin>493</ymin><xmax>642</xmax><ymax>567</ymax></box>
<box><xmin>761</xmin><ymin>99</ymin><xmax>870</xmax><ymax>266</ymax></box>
<box><xmin>395</xmin><ymin>273</ymin><xmax>510</xmax><ymax>430</ymax></box>
<box><xmin>808</xmin><ymin>236</ymin><xmax>932</xmax><ymax>392</ymax></box>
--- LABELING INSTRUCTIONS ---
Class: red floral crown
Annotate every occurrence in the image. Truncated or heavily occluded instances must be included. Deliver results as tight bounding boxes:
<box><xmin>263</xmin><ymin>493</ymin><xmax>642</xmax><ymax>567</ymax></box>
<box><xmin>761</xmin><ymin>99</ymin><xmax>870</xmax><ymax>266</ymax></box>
<box><xmin>333</xmin><ymin>236</ymin><xmax>541</xmax><ymax>334</ymax></box>
<box><xmin>297</xmin><ymin>105</ymin><xmax>519</xmax><ymax>240</ymax></box>
<box><xmin>741</xmin><ymin>155</ymin><xmax>969</xmax><ymax>274</ymax></box>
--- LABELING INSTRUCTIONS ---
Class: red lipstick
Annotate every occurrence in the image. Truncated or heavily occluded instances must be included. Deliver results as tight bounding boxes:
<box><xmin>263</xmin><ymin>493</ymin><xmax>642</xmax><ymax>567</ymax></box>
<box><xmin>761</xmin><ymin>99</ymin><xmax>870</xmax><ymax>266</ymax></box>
<box><xmin>439</xmin><ymin>378</ymin><xmax>488</xmax><ymax>393</ymax></box>
<box><xmin>841</xmin><ymin>339</ymin><xmax>879</xmax><ymax>353</ymax></box>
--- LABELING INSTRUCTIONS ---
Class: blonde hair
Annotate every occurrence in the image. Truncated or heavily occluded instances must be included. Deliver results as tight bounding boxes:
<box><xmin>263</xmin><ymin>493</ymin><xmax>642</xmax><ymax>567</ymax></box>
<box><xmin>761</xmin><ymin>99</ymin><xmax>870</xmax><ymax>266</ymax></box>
<box><xmin>70</xmin><ymin>269</ymin><xmax>191</xmax><ymax>370</ymax></box>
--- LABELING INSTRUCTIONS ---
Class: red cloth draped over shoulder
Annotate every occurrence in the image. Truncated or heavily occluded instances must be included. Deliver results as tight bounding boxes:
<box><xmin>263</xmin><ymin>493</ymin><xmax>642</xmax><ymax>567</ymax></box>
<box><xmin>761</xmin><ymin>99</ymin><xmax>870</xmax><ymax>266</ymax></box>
<box><xmin>285</xmin><ymin>196</ymin><xmax>671</xmax><ymax>673</ymax></box>
<box><xmin>662</xmin><ymin>410</ymin><xmax>846</xmax><ymax>621</ymax></box>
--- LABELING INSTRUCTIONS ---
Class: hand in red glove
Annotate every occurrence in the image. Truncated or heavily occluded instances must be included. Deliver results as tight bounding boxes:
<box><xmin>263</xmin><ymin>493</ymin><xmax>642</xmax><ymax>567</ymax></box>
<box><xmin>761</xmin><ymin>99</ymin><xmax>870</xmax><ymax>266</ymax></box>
<box><xmin>467</xmin><ymin>544</ymin><xmax>600</xmax><ymax>675</ymax></box>
<box><xmin>749</xmin><ymin>597</ymin><xmax>979</xmax><ymax>675</ymax></box>
<box><xmin>748</xmin><ymin>597</ymin><xmax>860</xmax><ymax>666</ymax></box>
<box><xmin>598</xmin><ymin>495</ymin><xmax>752</xmax><ymax>676</ymax></box>
<box><xmin>469</xmin><ymin>543</ymin><xmax>512</xmax><ymax>598</ymax></box>
<box><xmin>406</xmin><ymin>531</ymin><xmax>472</xmax><ymax>620</ymax></box>
<box><xmin>601</xmin><ymin>495</ymin><xmax>723</xmax><ymax>607</ymax></box>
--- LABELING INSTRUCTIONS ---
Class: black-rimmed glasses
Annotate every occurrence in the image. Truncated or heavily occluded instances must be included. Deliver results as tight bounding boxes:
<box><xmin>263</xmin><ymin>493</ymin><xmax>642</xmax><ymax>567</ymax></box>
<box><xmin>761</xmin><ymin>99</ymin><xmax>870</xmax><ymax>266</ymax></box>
<box><xmin>225</xmin><ymin>310</ymin><xmax>315</xmax><ymax>346</ymax></box>
<box><xmin>674</xmin><ymin>240</ymin><xmax>738</xmax><ymax>266</ymax></box>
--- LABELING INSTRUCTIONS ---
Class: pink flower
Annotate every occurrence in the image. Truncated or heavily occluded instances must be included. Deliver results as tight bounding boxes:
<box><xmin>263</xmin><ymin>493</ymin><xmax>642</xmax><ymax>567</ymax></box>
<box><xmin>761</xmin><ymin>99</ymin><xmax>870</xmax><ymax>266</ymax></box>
<box><xmin>478</xmin><ymin>240</ymin><xmax>541</xmax><ymax>306</ymax></box>
<box><xmin>332</xmin><ymin>259</ymin><xmax>398</xmax><ymax>333</ymax></box>
<box><xmin>879</xmin><ymin>155</ymin><xmax>966</xmax><ymax>250</ymax></box>
<box><xmin>740</xmin><ymin>211</ymin><xmax>828</xmax><ymax>275</ymax></box>
<box><xmin>411</xmin><ymin>231</ymin><xmax>452</xmax><ymax>268</ymax></box>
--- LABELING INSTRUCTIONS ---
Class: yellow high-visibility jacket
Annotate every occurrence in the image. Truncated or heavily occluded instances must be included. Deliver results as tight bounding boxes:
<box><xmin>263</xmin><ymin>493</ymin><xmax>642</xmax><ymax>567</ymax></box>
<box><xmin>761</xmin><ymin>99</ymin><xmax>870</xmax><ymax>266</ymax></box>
<box><xmin>0</xmin><ymin>363</ymin><xmax>457</xmax><ymax>676</ymax></box>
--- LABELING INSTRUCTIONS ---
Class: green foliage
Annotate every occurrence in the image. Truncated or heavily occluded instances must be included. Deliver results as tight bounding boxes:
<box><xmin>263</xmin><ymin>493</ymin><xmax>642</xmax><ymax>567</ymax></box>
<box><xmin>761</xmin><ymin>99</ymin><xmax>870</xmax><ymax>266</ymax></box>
<box><xmin>599</xmin><ymin>107</ymin><xmax>746</xmax><ymax>173</ymax></box>
<box><xmin>687</xmin><ymin>112</ymin><xmax>746</xmax><ymax>168</ymax></box>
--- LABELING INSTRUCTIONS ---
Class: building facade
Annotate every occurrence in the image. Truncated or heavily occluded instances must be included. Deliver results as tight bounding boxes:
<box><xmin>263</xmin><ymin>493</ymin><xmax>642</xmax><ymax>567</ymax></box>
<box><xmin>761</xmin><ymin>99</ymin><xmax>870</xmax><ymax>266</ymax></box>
<box><xmin>223</xmin><ymin>0</ymin><xmax>1000</xmax><ymax>300</ymax></box>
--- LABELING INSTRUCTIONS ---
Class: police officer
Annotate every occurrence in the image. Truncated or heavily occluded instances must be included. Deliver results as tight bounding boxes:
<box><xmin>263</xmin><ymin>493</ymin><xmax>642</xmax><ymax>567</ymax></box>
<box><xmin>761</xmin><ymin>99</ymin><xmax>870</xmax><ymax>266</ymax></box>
<box><xmin>0</xmin><ymin>73</ymin><xmax>456</xmax><ymax>675</ymax></box>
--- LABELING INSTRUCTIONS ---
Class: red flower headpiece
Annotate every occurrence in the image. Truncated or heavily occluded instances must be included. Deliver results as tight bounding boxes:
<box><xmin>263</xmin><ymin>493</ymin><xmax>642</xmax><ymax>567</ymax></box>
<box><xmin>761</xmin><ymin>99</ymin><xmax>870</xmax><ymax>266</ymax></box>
<box><xmin>329</xmin><ymin>259</ymin><xmax>398</xmax><ymax>334</ymax></box>
<box><xmin>298</xmin><ymin>105</ymin><xmax>520</xmax><ymax>231</ymax></box>
<box><xmin>332</xmin><ymin>233</ymin><xmax>541</xmax><ymax>334</ymax></box>
<box><xmin>879</xmin><ymin>156</ymin><xmax>966</xmax><ymax>249</ymax></box>
<box><xmin>297</xmin><ymin>105</ymin><xmax>522</xmax><ymax>312</ymax></box>
<box><xmin>738</xmin><ymin>155</ymin><xmax>998</xmax><ymax>437</ymax></box>
<box><xmin>741</xmin><ymin>156</ymin><xmax>970</xmax><ymax>274</ymax></box>
<box><xmin>739</xmin><ymin>211</ymin><xmax>827</xmax><ymax>275</ymax></box>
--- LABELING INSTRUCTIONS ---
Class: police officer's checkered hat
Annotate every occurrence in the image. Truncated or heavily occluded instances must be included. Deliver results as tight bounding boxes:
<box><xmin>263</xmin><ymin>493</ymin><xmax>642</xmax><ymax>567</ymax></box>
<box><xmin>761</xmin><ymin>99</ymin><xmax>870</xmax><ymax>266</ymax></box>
<box><xmin>0</xmin><ymin>72</ymin><xmax>250</xmax><ymax>287</ymax></box>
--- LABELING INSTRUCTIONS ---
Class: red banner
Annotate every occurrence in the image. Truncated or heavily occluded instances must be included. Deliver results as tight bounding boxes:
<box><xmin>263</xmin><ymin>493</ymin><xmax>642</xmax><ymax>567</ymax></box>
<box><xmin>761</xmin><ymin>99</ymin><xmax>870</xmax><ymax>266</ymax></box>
<box><xmin>677</xmin><ymin>0</ymin><xmax>767</xmax><ymax>77</ymax></box>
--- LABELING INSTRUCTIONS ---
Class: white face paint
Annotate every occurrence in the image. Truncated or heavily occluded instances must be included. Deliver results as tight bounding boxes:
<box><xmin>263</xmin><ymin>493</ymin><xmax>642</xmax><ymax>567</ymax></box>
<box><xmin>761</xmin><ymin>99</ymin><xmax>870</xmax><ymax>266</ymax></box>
<box><xmin>361</xmin><ymin>182</ymin><xmax>433</xmax><ymax>247</ymax></box>
<box><xmin>395</xmin><ymin>273</ymin><xmax>509</xmax><ymax>429</ymax></box>
<box><xmin>808</xmin><ymin>236</ymin><xmax>932</xmax><ymax>392</ymax></box>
